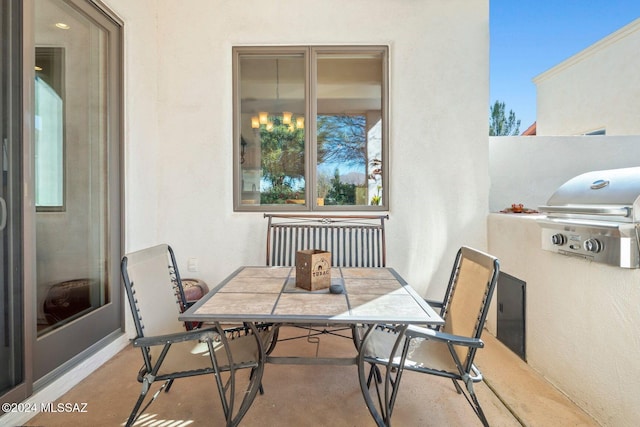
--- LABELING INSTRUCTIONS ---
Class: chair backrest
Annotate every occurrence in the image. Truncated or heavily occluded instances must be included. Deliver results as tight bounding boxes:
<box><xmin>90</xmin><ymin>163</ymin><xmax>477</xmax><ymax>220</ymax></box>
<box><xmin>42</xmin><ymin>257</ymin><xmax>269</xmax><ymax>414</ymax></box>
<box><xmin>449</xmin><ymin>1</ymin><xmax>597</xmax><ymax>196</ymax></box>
<box><xmin>440</xmin><ymin>246</ymin><xmax>500</xmax><ymax>370</ymax></box>
<box><xmin>121</xmin><ymin>244</ymin><xmax>187</xmax><ymax>339</ymax></box>
<box><xmin>265</xmin><ymin>214</ymin><xmax>388</xmax><ymax>267</ymax></box>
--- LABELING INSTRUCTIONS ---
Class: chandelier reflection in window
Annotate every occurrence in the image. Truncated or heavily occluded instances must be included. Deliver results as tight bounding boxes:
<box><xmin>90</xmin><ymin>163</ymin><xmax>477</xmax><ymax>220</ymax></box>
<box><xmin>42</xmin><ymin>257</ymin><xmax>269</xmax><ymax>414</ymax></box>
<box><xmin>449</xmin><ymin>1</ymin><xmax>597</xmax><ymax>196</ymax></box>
<box><xmin>251</xmin><ymin>59</ymin><xmax>304</xmax><ymax>133</ymax></box>
<box><xmin>252</xmin><ymin>112</ymin><xmax>304</xmax><ymax>132</ymax></box>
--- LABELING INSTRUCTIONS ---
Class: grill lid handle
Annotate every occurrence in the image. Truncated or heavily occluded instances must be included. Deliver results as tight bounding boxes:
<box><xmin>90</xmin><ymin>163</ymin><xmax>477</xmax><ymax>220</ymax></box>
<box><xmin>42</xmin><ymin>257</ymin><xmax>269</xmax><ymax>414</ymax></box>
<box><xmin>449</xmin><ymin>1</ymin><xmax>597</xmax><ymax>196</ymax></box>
<box><xmin>539</xmin><ymin>205</ymin><xmax>631</xmax><ymax>217</ymax></box>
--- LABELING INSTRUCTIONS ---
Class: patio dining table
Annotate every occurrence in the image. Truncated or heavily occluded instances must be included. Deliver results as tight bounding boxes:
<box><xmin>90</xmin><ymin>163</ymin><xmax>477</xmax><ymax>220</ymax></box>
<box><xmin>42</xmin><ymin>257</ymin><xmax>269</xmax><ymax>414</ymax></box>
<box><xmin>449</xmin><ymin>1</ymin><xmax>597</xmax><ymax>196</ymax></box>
<box><xmin>179</xmin><ymin>266</ymin><xmax>444</xmax><ymax>426</ymax></box>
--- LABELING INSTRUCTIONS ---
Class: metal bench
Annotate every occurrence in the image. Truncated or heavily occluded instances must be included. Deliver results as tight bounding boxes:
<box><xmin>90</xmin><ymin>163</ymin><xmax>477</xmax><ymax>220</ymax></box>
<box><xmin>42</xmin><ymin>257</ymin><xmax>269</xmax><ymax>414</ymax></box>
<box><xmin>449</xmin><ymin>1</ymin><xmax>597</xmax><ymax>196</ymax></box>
<box><xmin>264</xmin><ymin>214</ymin><xmax>389</xmax><ymax>351</ymax></box>
<box><xmin>265</xmin><ymin>214</ymin><xmax>388</xmax><ymax>268</ymax></box>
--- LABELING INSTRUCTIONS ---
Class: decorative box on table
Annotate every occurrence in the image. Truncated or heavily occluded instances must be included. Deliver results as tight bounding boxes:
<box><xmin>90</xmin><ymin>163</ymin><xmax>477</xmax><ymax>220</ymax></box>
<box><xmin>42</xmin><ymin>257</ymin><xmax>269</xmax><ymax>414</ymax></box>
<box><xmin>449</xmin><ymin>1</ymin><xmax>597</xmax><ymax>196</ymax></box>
<box><xmin>295</xmin><ymin>249</ymin><xmax>331</xmax><ymax>291</ymax></box>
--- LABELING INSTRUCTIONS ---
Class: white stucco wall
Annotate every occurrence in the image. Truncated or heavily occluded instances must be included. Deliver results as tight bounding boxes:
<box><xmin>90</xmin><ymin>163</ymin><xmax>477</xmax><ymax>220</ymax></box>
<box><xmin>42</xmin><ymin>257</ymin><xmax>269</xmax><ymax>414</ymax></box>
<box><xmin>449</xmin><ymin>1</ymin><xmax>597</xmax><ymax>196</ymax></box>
<box><xmin>105</xmin><ymin>0</ymin><xmax>490</xmax><ymax>307</ymax></box>
<box><xmin>534</xmin><ymin>18</ymin><xmax>640</xmax><ymax>136</ymax></box>
<box><xmin>489</xmin><ymin>135</ymin><xmax>640</xmax><ymax>213</ymax></box>
<box><xmin>488</xmin><ymin>135</ymin><xmax>640</xmax><ymax>426</ymax></box>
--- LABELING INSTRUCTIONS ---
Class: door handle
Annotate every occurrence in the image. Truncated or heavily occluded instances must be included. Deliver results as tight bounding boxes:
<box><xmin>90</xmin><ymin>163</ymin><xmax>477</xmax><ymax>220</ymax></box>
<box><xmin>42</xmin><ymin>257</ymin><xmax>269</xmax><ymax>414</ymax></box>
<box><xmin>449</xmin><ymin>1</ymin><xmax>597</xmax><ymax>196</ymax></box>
<box><xmin>0</xmin><ymin>197</ymin><xmax>6</xmax><ymax>231</ymax></box>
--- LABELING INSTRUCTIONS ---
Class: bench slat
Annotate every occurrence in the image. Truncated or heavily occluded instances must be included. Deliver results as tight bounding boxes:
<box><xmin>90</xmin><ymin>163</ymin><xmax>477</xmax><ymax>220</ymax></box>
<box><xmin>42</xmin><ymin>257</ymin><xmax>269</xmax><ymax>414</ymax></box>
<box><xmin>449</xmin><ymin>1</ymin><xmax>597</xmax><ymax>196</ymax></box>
<box><xmin>265</xmin><ymin>214</ymin><xmax>388</xmax><ymax>267</ymax></box>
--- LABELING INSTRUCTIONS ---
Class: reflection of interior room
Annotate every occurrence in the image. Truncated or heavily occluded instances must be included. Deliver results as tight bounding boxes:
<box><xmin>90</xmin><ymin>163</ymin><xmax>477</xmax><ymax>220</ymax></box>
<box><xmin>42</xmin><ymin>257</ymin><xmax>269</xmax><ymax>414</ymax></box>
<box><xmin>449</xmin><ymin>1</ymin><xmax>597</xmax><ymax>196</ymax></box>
<box><xmin>34</xmin><ymin>9</ymin><xmax>107</xmax><ymax>334</ymax></box>
<box><xmin>239</xmin><ymin>53</ymin><xmax>383</xmax><ymax>206</ymax></box>
<box><xmin>239</xmin><ymin>56</ymin><xmax>305</xmax><ymax>205</ymax></box>
<box><xmin>35</xmin><ymin>46</ymin><xmax>94</xmax><ymax>334</ymax></box>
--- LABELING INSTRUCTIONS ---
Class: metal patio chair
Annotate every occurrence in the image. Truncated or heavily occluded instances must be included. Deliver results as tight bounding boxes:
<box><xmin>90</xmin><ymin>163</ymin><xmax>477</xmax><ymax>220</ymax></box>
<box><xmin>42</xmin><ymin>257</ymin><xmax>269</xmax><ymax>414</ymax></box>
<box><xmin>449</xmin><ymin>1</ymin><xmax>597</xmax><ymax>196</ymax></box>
<box><xmin>165</xmin><ymin>244</ymin><xmax>278</xmax><ymax>384</ymax></box>
<box><xmin>121</xmin><ymin>244</ymin><xmax>265</xmax><ymax>427</ymax></box>
<box><xmin>359</xmin><ymin>246</ymin><xmax>500</xmax><ymax>426</ymax></box>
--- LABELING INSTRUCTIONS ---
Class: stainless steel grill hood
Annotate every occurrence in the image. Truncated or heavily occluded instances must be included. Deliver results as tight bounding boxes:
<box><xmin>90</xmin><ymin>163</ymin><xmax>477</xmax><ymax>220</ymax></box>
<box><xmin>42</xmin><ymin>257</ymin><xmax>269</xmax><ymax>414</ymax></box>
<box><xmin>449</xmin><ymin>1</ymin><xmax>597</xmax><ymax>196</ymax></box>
<box><xmin>538</xmin><ymin>166</ymin><xmax>640</xmax><ymax>268</ymax></box>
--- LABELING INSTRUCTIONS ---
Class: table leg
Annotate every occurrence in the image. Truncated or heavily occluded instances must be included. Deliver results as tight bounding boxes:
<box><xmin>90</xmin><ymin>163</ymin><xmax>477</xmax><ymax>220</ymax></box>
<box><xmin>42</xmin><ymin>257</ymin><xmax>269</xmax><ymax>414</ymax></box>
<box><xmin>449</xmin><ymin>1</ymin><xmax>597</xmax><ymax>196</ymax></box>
<box><xmin>211</xmin><ymin>321</ymin><xmax>266</xmax><ymax>426</ymax></box>
<box><xmin>357</xmin><ymin>324</ymin><xmax>408</xmax><ymax>427</ymax></box>
<box><xmin>263</xmin><ymin>323</ymin><xmax>281</xmax><ymax>355</ymax></box>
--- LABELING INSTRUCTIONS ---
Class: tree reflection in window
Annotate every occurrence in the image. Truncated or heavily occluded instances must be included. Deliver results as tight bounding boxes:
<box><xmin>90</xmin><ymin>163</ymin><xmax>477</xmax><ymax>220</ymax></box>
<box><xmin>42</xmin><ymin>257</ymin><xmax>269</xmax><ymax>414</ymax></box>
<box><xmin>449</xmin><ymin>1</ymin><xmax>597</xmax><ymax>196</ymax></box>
<box><xmin>258</xmin><ymin>114</ymin><xmax>369</xmax><ymax>206</ymax></box>
<box><xmin>317</xmin><ymin>114</ymin><xmax>367</xmax><ymax>206</ymax></box>
<box><xmin>235</xmin><ymin>47</ymin><xmax>387</xmax><ymax>211</ymax></box>
<box><xmin>259</xmin><ymin>115</ymin><xmax>305</xmax><ymax>204</ymax></box>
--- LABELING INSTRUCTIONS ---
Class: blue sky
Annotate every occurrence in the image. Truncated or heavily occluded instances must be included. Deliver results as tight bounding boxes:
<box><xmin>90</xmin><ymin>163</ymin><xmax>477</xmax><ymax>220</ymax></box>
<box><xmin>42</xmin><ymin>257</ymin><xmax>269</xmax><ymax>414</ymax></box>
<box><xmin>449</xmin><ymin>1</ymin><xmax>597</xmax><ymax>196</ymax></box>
<box><xmin>490</xmin><ymin>1</ymin><xmax>640</xmax><ymax>131</ymax></box>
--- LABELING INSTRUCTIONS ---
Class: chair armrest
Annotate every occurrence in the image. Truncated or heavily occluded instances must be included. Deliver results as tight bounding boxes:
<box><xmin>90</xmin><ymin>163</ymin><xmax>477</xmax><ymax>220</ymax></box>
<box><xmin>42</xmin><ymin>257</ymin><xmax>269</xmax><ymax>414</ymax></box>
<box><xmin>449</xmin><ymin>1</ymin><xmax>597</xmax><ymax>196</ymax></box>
<box><xmin>405</xmin><ymin>325</ymin><xmax>484</xmax><ymax>348</ymax></box>
<box><xmin>133</xmin><ymin>327</ymin><xmax>219</xmax><ymax>348</ymax></box>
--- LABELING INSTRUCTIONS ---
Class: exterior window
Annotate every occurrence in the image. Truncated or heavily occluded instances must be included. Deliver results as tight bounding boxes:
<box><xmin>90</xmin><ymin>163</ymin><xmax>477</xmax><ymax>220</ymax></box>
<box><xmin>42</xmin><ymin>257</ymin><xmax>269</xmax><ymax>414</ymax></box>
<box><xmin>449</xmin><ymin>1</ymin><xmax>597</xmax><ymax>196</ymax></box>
<box><xmin>233</xmin><ymin>46</ymin><xmax>388</xmax><ymax>211</ymax></box>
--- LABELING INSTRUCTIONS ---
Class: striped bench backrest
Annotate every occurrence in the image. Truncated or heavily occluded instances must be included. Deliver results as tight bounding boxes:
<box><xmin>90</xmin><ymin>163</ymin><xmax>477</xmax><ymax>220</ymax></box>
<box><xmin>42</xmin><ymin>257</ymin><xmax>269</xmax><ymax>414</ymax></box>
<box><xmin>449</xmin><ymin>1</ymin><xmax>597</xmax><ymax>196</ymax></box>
<box><xmin>265</xmin><ymin>214</ymin><xmax>388</xmax><ymax>267</ymax></box>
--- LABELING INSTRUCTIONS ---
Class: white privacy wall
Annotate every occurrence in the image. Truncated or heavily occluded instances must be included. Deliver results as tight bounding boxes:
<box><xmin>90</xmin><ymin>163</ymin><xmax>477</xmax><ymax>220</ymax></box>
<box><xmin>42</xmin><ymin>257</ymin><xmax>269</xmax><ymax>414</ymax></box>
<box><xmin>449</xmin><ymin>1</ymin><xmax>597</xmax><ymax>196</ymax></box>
<box><xmin>489</xmin><ymin>135</ymin><xmax>640</xmax><ymax>212</ymax></box>
<box><xmin>106</xmin><ymin>0</ymin><xmax>490</xmax><ymax>303</ymax></box>
<box><xmin>488</xmin><ymin>135</ymin><xmax>640</xmax><ymax>426</ymax></box>
<box><xmin>534</xmin><ymin>18</ymin><xmax>640</xmax><ymax>136</ymax></box>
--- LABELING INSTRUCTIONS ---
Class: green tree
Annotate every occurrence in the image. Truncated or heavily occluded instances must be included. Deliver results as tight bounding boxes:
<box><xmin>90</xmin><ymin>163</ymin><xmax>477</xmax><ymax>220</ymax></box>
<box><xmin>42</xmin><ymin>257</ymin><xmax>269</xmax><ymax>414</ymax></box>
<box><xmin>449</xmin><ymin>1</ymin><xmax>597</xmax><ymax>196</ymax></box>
<box><xmin>259</xmin><ymin>116</ymin><xmax>305</xmax><ymax>188</ymax></box>
<box><xmin>489</xmin><ymin>100</ymin><xmax>521</xmax><ymax>136</ymax></box>
<box><xmin>325</xmin><ymin>169</ymin><xmax>356</xmax><ymax>205</ymax></box>
<box><xmin>258</xmin><ymin>116</ymin><xmax>305</xmax><ymax>204</ymax></box>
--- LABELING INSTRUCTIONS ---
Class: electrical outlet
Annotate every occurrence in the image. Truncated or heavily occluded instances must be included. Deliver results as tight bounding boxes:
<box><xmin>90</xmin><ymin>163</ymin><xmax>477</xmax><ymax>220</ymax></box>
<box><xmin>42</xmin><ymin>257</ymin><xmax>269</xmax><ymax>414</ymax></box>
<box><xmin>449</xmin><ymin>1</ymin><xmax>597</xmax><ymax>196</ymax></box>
<box><xmin>187</xmin><ymin>257</ymin><xmax>198</xmax><ymax>272</ymax></box>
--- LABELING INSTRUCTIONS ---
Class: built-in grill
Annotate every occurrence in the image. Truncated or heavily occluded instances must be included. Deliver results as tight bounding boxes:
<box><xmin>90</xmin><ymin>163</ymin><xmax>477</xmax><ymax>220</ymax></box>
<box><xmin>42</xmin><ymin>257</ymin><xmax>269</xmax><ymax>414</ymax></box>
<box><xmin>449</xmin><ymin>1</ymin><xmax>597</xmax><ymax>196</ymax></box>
<box><xmin>538</xmin><ymin>166</ymin><xmax>640</xmax><ymax>268</ymax></box>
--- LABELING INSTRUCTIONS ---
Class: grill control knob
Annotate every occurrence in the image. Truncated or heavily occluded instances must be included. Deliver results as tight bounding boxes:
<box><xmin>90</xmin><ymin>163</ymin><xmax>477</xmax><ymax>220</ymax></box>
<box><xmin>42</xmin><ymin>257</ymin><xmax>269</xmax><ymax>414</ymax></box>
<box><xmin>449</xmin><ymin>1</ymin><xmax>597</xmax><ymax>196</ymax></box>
<box><xmin>551</xmin><ymin>233</ymin><xmax>567</xmax><ymax>246</ymax></box>
<box><xmin>583</xmin><ymin>238</ymin><xmax>603</xmax><ymax>253</ymax></box>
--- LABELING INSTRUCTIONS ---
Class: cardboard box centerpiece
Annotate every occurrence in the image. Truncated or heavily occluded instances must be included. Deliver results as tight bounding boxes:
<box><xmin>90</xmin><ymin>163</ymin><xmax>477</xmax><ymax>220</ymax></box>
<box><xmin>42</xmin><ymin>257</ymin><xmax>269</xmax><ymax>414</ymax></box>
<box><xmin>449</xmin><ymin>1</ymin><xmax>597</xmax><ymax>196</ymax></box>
<box><xmin>295</xmin><ymin>249</ymin><xmax>331</xmax><ymax>291</ymax></box>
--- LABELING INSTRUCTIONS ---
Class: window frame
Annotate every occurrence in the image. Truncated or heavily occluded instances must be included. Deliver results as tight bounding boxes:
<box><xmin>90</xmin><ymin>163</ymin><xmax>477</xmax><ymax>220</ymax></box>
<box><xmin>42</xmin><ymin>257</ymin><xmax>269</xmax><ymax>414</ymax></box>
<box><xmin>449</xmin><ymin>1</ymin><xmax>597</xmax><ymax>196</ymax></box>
<box><xmin>232</xmin><ymin>45</ymin><xmax>389</xmax><ymax>212</ymax></box>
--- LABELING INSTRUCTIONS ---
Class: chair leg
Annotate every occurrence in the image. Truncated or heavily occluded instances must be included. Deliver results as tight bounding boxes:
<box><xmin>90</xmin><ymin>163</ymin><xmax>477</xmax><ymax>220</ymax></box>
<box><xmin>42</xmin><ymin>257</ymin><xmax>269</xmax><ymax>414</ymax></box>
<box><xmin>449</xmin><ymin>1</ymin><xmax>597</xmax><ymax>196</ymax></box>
<box><xmin>366</xmin><ymin>363</ymin><xmax>383</xmax><ymax>388</ymax></box>
<box><xmin>471</xmin><ymin>392</ymin><xmax>490</xmax><ymax>427</ymax></box>
<box><xmin>452</xmin><ymin>378</ymin><xmax>464</xmax><ymax>394</ymax></box>
<box><xmin>125</xmin><ymin>392</ymin><xmax>147</xmax><ymax>427</ymax></box>
<box><xmin>366</xmin><ymin>364</ymin><xmax>375</xmax><ymax>388</ymax></box>
<box><xmin>126</xmin><ymin>376</ymin><xmax>168</xmax><ymax>427</ymax></box>
<box><xmin>264</xmin><ymin>325</ymin><xmax>280</xmax><ymax>355</ymax></box>
<box><xmin>208</xmin><ymin>322</ymin><xmax>266</xmax><ymax>426</ymax></box>
<box><xmin>164</xmin><ymin>378</ymin><xmax>175</xmax><ymax>393</ymax></box>
<box><xmin>351</xmin><ymin>324</ymin><xmax>361</xmax><ymax>350</ymax></box>
<box><xmin>466</xmin><ymin>381</ymin><xmax>489</xmax><ymax>427</ymax></box>
<box><xmin>249</xmin><ymin>367</ymin><xmax>265</xmax><ymax>395</ymax></box>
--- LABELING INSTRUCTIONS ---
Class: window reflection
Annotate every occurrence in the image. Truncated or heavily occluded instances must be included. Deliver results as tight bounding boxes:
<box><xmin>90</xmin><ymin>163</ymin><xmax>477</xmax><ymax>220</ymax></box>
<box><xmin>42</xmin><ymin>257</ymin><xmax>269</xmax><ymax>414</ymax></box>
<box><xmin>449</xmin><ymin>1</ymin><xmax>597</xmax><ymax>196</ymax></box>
<box><xmin>35</xmin><ymin>47</ymin><xmax>65</xmax><ymax>210</ymax></box>
<box><xmin>316</xmin><ymin>53</ymin><xmax>384</xmax><ymax>206</ymax></box>
<box><xmin>34</xmin><ymin>3</ymin><xmax>112</xmax><ymax>337</ymax></box>
<box><xmin>235</xmin><ymin>47</ymin><xmax>386</xmax><ymax>210</ymax></box>
<box><xmin>239</xmin><ymin>54</ymin><xmax>306</xmax><ymax>206</ymax></box>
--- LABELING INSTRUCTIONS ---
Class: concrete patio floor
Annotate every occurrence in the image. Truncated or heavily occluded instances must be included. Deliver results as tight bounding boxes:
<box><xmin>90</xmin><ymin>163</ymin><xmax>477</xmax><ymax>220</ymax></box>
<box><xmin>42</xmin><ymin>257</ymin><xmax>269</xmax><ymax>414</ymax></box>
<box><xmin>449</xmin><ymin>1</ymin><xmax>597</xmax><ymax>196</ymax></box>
<box><xmin>25</xmin><ymin>327</ymin><xmax>598</xmax><ymax>426</ymax></box>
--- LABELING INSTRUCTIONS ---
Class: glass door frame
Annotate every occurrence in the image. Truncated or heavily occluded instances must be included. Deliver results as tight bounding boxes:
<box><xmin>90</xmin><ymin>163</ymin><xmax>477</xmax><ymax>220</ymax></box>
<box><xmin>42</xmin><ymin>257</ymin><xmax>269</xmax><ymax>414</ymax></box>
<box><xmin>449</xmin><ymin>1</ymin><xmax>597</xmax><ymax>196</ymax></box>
<box><xmin>27</xmin><ymin>0</ymin><xmax>124</xmax><ymax>384</ymax></box>
<box><xmin>0</xmin><ymin>0</ymin><xmax>33</xmax><ymax>405</ymax></box>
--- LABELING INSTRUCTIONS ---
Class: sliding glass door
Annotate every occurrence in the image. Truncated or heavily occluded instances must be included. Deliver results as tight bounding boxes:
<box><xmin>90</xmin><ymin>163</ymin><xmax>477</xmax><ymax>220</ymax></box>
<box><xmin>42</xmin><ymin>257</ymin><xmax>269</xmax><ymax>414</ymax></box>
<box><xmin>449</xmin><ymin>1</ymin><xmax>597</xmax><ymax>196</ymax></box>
<box><xmin>0</xmin><ymin>0</ymin><xmax>26</xmax><ymax>403</ymax></box>
<box><xmin>32</xmin><ymin>0</ymin><xmax>122</xmax><ymax>381</ymax></box>
<box><xmin>1</xmin><ymin>0</ymin><xmax>122</xmax><ymax>403</ymax></box>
